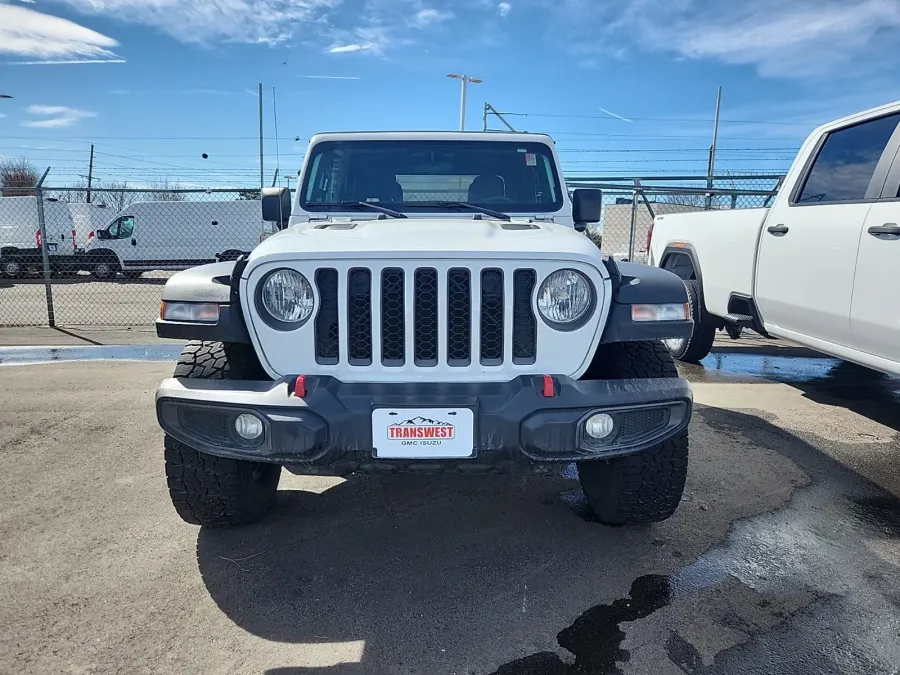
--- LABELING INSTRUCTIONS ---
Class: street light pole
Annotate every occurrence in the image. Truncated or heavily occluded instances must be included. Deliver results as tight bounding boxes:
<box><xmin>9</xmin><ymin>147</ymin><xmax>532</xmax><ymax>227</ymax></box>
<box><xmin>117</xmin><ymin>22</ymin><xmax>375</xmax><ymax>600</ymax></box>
<box><xmin>446</xmin><ymin>74</ymin><xmax>482</xmax><ymax>131</ymax></box>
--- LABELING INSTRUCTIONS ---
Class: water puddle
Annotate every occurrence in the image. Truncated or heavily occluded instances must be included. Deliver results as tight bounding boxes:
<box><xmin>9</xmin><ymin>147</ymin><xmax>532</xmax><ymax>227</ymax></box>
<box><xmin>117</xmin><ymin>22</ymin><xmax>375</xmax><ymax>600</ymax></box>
<box><xmin>691</xmin><ymin>353</ymin><xmax>841</xmax><ymax>383</ymax></box>
<box><xmin>0</xmin><ymin>344</ymin><xmax>183</xmax><ymax>366</ymax></box>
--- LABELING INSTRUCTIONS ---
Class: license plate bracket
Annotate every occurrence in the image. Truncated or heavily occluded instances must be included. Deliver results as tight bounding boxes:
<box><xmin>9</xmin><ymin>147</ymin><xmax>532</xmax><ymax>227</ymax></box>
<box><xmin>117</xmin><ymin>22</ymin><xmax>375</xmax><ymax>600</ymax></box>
<box><xmin>372</xmin><ymin>407</ymin><xmax>475</xmax><ymax>459</ymax></box>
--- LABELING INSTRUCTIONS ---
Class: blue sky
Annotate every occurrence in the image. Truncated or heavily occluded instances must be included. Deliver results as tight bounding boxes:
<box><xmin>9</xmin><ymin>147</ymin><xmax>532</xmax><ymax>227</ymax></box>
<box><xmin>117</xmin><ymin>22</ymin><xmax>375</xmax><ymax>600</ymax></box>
<box><xmin>2</xmin><ymin>0</ymin><xmax>900</xmax><ymax>188</ymax></box>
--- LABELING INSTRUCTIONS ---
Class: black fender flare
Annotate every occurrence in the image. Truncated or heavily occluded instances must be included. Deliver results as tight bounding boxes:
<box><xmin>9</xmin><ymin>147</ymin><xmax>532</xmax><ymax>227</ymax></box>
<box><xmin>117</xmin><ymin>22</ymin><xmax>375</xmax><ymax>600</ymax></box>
<box><xmin>156</xmin><ymin>260</ymin><xmax>251</xmax><ymax>344</ymax></box>
<box><xmin>598</xmin><ymin>260</ymin><xmax>693</xmax><ymax>344</ymax></box>
<box><xmin>657</xmin><ymin>243</ymin><xmax>719</xmax><ymax>326</ymax></box>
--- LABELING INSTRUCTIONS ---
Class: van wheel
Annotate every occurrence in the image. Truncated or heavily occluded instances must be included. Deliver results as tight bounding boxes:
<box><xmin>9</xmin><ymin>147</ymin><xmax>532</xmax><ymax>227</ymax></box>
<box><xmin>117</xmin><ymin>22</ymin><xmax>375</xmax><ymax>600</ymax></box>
<box><xmin>165</xmin><ymin>341</ymin><xmax>279</xmax><ymax>527</ymax></box>
<box><xmin>92</xmin><ymin>260</ymin><xmax>119</xmax><ymax>280</ymax></box>
<box><xmin>663</xmin><ymin>280</ymin><xmax>715</xmax><ymax>363</ymax></box>
<box><xmin>577</xmin><ymin>341</ymin><xmax>689</xmax><ymax>525</ymax></box>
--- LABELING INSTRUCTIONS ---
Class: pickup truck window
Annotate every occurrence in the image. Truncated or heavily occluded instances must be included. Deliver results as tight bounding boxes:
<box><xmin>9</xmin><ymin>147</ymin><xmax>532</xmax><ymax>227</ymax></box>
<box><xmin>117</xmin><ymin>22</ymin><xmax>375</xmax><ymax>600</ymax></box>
<box><xmin>300</xmin><ymin>140</ymin><xmax>564</xmax><ymax>214</ymax></box>
<box><xmin>796</xmin><ymin>112</ymin><xmax>900</xmax><ymax>204</ymax></box>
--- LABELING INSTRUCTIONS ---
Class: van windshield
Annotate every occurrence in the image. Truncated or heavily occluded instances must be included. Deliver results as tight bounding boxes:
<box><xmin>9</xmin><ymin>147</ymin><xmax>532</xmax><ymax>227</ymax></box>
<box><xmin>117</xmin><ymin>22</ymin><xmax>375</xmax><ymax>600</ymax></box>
<box><xmin>299</xmin><ymin>139</ymin><xmax>564</xmax><ymax>214</ymax></box>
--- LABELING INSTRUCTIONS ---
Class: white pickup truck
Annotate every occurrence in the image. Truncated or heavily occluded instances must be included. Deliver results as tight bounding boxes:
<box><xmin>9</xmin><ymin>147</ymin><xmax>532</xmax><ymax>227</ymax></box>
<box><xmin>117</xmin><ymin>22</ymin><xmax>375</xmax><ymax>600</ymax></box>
<box><xmin>649</xmin><ymin>100</ymin><xmax>900</xmax><ymax>376</ymax></box>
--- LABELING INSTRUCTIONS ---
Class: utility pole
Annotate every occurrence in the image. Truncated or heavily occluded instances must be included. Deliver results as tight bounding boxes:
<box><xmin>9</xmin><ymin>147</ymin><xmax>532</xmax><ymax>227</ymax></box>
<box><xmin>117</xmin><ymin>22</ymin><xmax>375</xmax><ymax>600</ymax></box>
<box><xmin>86</xmin><ymin>144</ymin><xmax>94</xmax><ymax>203</ymax></box>
<box><xmin>447</xmin><ymin>74</ymin><xmax>482</xmax><ymax>130</ymax></box>
<box><xmin>258</xmin><ymin>82</ymin><xmax>264</xmax><ymax>191</ymax></box>
<box><xmin>483</xmin><ymin>102</ymin><xmax>517</xmax><ymax>132</ymax></box>
<box><xmin>705</xmin><ymin>86</ymin><xmax>722</xmax><ymax>210</ymax></box>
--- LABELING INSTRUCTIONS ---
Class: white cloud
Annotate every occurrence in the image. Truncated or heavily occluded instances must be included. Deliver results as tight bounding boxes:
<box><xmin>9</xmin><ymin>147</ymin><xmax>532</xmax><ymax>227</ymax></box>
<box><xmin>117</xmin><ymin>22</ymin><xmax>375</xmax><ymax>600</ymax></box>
<box><xmin>22</xmin><ymin>105</ymin><xmax>96</xmax><ymax>128</ymax></box>
<box><xmin>0</xmin><ymin>4</ymin><xmax>123</xmax><ymax>63</ymax></box>
<box><xmin>498</xmin><ymin>2</ymin><xmax>511</xmax><ymax>17</ymax></box>
<box><xmin>327</xmin><ymin>43</ymin><xmax>377</xmax><ymax>54</ymax></box>
<box><xmin>0</xmin><ymin>113</ymin><xmax>7</xmax><ymax>119</ymax></box>
<box><xmin>10</xmin><ymin>59</ymin><xmax>126</xmax><ymax>65</ymax></box>
<box><xmin>549</xmin><ymin>0</ymin><xmax>900</xmax><ymax>78</ymax></box>
<box><xmin>53</xmin><ymin>0</ymin><xmax>339</xmax><ymax>46</ymax></box>
<box><xmin>409</xmin><ymin>8</ymin><xmax>453</xmax><ymax>28</ymax></box>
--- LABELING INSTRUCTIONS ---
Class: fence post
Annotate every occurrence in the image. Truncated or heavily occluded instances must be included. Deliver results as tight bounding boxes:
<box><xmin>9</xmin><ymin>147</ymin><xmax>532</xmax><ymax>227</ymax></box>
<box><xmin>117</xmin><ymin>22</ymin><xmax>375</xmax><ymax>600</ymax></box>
<box><xmin>35</xmin><ymin>168</ymin><xmax>55</xmax><ymax>327</ymax></box>
<box><xmin>628</xmin><ymin>180</ymin><xmax>638</xmax><ymax>262</ymax></box>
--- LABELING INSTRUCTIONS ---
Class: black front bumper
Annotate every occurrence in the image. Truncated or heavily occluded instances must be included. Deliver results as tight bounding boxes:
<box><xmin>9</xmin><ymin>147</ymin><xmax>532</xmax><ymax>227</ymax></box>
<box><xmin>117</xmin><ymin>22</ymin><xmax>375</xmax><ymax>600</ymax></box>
<box><xmin>156</xmin><ymin>375</ymin><xmax>692</xmax><ymax>474</ymax></box>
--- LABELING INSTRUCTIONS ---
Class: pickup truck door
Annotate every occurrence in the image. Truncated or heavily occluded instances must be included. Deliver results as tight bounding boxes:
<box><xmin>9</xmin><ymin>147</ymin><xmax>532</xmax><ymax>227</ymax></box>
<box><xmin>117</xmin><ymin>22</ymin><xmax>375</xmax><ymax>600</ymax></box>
<box><xmin>755</xmin><ymin>111</ymin><xmax>900</xmax><ymax>346</ymax></box>
<box><xmin>849</xmin><ymin>147</ymin><xmax>900</xmax><ymax>364</ymax></box>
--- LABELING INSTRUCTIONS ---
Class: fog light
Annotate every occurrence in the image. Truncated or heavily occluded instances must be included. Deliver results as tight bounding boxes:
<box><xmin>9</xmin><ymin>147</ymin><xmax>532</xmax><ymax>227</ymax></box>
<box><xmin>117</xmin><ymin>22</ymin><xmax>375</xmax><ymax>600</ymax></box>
<box><xmin>234</xmin><ymin>413</ymin><xmax>264</xmax><ymax>440</ymax></box>
<box><xmin>584</xmin><ymin>413</ymin><xmax>615</xmax><ymax>440</ymax></box>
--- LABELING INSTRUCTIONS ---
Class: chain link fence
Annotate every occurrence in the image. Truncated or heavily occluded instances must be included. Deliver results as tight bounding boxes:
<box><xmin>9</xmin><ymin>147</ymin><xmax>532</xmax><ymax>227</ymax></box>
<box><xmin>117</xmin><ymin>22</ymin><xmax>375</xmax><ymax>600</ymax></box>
<box><xmin>571</xmin><ymin>174</ymin><xmax>783</xmax><ymax>264</ymax></box>
<box><xmin>0</xmin><ymin>175</ymin><xmax>781</xmax><ymax>331</ymax></box>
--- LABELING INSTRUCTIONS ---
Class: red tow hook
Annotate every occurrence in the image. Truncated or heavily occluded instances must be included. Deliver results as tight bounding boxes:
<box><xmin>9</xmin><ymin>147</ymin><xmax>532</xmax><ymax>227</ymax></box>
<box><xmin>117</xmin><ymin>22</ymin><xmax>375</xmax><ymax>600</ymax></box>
<box><xmin>542</xmin><ymin>374</ymin><xmax>555</xmax><ymax>397</ymax></box>
<box><xmin>293</xmin><ymin>375</ymin><xmax>307</xmax><ymax>398</ymax></box>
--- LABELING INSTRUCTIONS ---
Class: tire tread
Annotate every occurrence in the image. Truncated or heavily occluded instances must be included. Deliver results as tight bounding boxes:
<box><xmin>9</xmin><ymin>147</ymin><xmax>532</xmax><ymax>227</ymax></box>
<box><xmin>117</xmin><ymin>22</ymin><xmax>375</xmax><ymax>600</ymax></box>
<box><xmin>577</xmin><ymin>340</ymin><xmax>689</xmax><ymax>525</ymax></box>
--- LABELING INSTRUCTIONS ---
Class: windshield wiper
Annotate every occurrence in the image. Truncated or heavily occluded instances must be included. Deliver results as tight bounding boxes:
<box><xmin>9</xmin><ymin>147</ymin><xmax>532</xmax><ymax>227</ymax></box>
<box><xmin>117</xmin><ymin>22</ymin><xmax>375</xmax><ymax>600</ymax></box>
<box><xmin>315</xmin><ymin>201</ymin><xmax>408</xmax><ymax>219</ymax></box>
<box><xmin>415</xmin><ymin>201</ymin><xmax>511</xmax><ymax>221</ymax></box>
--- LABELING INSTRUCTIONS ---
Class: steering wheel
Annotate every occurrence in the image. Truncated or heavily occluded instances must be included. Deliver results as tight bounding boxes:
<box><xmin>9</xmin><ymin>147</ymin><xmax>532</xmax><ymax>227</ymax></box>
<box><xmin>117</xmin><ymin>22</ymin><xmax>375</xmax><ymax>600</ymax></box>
<box><xmin>479</xmin><ymin>196</ymin><xmax>515</xmax><ymax>204</ymax></box>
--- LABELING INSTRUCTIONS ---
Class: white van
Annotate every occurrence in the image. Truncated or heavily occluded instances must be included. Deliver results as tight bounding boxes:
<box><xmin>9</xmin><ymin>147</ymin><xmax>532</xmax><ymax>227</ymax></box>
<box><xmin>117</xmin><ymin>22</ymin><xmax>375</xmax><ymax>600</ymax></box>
<box><xmin>0</xmin><ymin>196</ymin><xmax>83</xmax><ymax>277</ymax></box>
<box><xmin>86</xmin><ymin>200</ymin><xmax>267</xmax><ymax>279</ymax></box>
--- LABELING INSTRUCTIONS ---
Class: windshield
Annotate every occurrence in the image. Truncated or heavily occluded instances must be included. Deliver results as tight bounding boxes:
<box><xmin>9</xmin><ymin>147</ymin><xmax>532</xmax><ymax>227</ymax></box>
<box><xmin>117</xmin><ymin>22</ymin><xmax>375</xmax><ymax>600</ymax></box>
<box><xmin>299</xmin><ymin>139</ymin><xmax>564</xmax><ymax>214</ymax></box>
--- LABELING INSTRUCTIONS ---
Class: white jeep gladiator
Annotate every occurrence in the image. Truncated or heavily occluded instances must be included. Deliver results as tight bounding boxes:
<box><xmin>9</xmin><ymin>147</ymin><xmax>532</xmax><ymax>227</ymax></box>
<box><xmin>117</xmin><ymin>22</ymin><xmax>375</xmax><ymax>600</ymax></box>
<box><xmin>154</xmin><ymin>131</ymin><xmax>695</xmax><ymax>527</ymax></box>
<box><xmin>649</xmin><ymin>101</ymin><xmax>900</xmax><ymax>376</ymax></box>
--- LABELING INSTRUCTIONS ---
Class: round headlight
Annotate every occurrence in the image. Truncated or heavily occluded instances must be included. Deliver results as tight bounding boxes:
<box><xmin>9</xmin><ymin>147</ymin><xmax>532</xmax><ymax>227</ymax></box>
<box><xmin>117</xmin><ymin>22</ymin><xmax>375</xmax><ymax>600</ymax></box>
<box><xmin>259</xmin><ymin>269</ymin><xmax>315</xmax><ymax>326</ymax></box>
<box><xmin>537</xmin><ymin>269</ymin><xmax>594</xmax><ymax>326</ymax></box>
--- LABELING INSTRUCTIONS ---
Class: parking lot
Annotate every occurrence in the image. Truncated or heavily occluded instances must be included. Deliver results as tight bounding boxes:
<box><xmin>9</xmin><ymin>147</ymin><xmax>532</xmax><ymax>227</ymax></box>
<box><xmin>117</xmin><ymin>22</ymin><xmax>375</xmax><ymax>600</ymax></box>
<box><xmin>2</xmin><ymin>344</ymin><xmax>899</xmax><ymax>674</ymax></box>
<box><xmin>0</xmin><ymin>273</ymin><xmax>170</xmax><ymax>328</ymax></box>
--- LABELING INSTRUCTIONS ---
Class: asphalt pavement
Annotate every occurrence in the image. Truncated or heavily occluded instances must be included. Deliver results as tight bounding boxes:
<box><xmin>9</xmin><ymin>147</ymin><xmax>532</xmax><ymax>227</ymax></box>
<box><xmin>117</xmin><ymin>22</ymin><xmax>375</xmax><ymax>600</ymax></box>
<box><xmin>1</xmin><ymin>349</ymin><xmax>899</xmax><ymax>674</ymax></box>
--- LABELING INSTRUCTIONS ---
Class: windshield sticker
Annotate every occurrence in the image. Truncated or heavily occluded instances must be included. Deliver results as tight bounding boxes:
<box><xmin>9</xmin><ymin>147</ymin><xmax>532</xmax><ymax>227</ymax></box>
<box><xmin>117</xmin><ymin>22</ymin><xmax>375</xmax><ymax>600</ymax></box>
<box><xmin>525</xmin><ymin>153</ymin><xmax>537</xmax><ymax>166</ymax></box>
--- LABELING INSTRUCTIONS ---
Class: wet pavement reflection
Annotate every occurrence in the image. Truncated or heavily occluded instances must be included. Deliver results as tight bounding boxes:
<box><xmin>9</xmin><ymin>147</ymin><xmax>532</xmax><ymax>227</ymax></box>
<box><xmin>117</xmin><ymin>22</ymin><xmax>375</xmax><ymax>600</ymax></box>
<box><xmin>0</xmin><ymin>344</ymin><xmax>183</xmax><ymax>366</ymax></box>
<box><xmin>681</xmin><ymin>351</ymin><xmax>900</xmax><ymax>404</ymax></box>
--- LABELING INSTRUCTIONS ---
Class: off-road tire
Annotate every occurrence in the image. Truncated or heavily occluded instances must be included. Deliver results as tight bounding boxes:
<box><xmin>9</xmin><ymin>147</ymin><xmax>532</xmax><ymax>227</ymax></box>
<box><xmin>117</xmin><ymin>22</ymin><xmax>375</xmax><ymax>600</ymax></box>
<box><xmin>165</xmin><ymin>341</ymin><xmax>279</xmax><ymax>527</ymax></box>
<box><xmin>664</xmin><ymin>280</ymin><xmax>715</xmax><ymax>363</ymax></box>
<box><xmin>577</xmin><ymin>341</ymin><xmax>689</xmax><ymax>525</ymax></box>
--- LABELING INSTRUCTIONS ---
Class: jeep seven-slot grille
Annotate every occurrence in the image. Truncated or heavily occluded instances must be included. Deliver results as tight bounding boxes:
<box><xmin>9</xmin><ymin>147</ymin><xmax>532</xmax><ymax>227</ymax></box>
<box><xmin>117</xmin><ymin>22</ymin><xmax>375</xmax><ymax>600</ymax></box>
<box><xmin>315</xmin><ymin>266</ymin><xmax>537</xmax><ymax>368</ymax></box>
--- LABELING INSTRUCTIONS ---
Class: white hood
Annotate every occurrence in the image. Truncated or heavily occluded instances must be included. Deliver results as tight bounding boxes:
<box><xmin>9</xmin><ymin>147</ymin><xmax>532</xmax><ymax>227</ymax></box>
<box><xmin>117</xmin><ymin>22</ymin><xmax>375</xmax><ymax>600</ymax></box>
<box><xmin>248</xmin><ymin>217</ymin><xmax>603</xmax><ymax>264</ymax></box>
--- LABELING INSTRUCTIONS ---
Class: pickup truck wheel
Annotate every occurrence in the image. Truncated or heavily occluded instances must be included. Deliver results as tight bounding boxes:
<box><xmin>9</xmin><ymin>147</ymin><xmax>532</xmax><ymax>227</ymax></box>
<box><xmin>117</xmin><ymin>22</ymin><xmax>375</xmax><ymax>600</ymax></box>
<box><xmin>663</xmin><ymin>280</ymin><xmax>715</xmax><ymax>363</ymax></box>
<box><xmin>577</xmin><ymin>341</ymin><xmax>689</xmax><ymax>525</ymax></box>
<box><xmin>1</xmin><ymin>260</ymin><xmax>22</xmax><ymax>278</ymax></box>
<box><xmin>164</xmin><ymin>341</ymin><xmax>279</xmax><ymax>527</ymax></box>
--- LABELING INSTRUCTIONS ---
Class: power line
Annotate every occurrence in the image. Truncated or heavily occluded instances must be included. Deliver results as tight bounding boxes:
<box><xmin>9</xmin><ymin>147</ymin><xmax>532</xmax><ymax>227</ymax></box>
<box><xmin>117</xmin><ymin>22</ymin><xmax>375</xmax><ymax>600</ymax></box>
<box><xmin>492</xmin><ymin>111</ymin><xmax>818</xmax><ymax>126</ymax></box>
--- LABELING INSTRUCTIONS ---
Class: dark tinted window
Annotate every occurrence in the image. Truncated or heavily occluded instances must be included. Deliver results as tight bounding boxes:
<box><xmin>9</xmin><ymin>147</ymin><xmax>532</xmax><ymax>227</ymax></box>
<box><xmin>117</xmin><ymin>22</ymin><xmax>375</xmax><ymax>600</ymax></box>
<box><xmin>796</xmin><ymin>113</ymin><xmax>900</xmax><ymax>204</ymax></box>
<box><xmin>300</xmin><ymin>140</ymin><xmax>563</xmax><ymax>213</ymax></box>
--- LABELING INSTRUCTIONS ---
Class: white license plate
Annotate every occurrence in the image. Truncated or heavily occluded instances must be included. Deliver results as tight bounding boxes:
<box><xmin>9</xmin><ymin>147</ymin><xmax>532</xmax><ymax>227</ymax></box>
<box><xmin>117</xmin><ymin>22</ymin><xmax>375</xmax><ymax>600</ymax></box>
<box><xmin>372</xmin><ymin>408</ymin><xmax>475</xmax><ymax>459</ymax></box>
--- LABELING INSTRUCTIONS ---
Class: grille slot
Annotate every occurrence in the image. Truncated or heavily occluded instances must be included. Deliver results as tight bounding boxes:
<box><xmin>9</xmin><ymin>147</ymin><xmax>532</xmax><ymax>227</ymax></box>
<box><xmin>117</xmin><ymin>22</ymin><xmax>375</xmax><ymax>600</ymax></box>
<box><xmin>447</xmin><ymin>269</ymin><xmax>472</xmax><ymax>367</ymax></box>
<box><xmin>480</xmin><ymin>268</ymin><xmax>504</xmax><ymax>365</ymax></box>
<box><xmin>347</xmin><ymin>268</ymin><xmax>372</xmax><ymax>365</ymax></box>
<box><xmin>512</xmin><ymin>269</ymin><xmax>537</xmax><ymax>364</ymax></box>
<box><xmin>314</xmin><ymin>268</ymin><xmax>339</xmax><ymax>365</ymax></box>
<box><xmin>381</xmin><ymin>268</ymin><xmax>406</xmax><ymax>366</ymax></box>
<box><xmin>414</xmin><ymin>268</ymin><xmax>439</xmax><ymax>367</ymax></box>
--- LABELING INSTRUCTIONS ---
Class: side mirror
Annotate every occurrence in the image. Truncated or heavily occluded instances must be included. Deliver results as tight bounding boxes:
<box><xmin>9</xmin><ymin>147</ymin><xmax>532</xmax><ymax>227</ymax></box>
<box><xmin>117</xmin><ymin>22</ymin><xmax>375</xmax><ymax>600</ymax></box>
<box><xmin>572</xmin><ymin>189</ymin><xmax>602</xmax><ymax>230</ymax></box>
<box><xmin>96</xmin><ymin>229</ymin><xmax>108</xmax><ymax>240</ymax></box>
<box><xmin>261</xmin><ymin>187</ymin><xmax>292</xmax><ymax>226</ymax></box>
